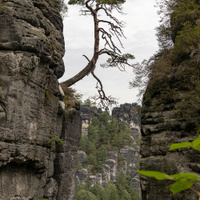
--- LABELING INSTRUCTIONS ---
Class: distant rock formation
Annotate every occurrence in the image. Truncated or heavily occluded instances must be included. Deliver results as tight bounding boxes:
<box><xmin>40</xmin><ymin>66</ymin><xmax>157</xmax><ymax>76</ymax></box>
<box><xmin>0</xmin><ymin>0</ymin><xmax>81</xmax><ymax>199</ymax></box>
<box><xmin>76</xmin><ymin>104</ymin><xmax>141</xmax><ymax>195</ymax></box>
<box><xmin>80</xmin><ymin>105</ymin><xmax>102</xmax><ymax>136</ymax></box>
<box><xmin>112</xmin><ymin>103</ymin><xmax>141</xmax><ymax>138</ymax></box>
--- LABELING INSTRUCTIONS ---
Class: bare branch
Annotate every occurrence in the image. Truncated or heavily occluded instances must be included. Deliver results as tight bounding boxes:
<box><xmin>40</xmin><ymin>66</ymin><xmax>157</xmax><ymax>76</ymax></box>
<box><xmin>91</xmin><ymin>70</ymin><xmax>117</xmax><ymax>108</ymax></box>
<box><xmin>99</xmin><ymin>28</ymin><xmax>121</xmax><ymax>53</ymax></box>
<box><xmin>98</xmin><ymin>19</ymin><xmax>125</xmax><ymax>47</ymax></box>
<box><xmin>60</xmin><ymin>54</ymin><xmax>98</xmax><ymax>87</ymax></box>
<box><xmin>83</xmin><ymin>54</ymin><xmax>90</xmax><ymax>62</ymax></box>
<box><xmin>61</xmin><ymin>0</ymin><xmax>133</xmax><ymax>108</ymax></box>
<box><xmin>79</xmin><ymin>9</ymin><xmax>91</xmax><ymax>15</ymax></box>
<box><xmin>97</xmin><ymin>4</ymin><xmax>126</xmax><ymax>49</ymax></box>
<box><xmin>98</xmin><ymin>4</ymin><xmax>125</xmax><ymax>26</ymax></box>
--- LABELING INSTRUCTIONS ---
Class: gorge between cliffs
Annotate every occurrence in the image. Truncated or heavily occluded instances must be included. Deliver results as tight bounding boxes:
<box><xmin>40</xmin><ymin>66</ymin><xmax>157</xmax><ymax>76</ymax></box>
<box><xmin>0</xmin><ymin>0</ymin><xmax>200</xmax><ymax>200</ymax></box>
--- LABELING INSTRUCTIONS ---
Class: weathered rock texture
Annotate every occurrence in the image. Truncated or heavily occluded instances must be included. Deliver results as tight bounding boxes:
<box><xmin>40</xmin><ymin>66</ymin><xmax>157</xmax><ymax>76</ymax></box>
<box><xmin>0</xmin><ymin>0</ymin><xmax>81</xmax><ymax>199</ymax></box>
<box><xmin>140</xmin><ymin>1</ymin><xmax>200</xmax><ymax>198</ymax></box>
<box><xmin>112</xmin><ymin>103</ymin><xmax>141</xmax><ymax>139</ymax></box>
<box><xmin>140</xmin><ymin>84</ymin><xmax>200</xmax><ymax>200</ymax></box>
<box><xmin>80</xmin><ymin>105</ymin><xmax>102</xmax><ymax>136</ymax></box>
<box><xmin>140</xmin><ymin>30</ymin><xmax>200</xmax><ymax>200</ymax></box>
<box><xmin>140</xmin><ymin>73</ymin><xmax>200</xmax><ymax>200</ymax></box>
<box><xmin>76</xmin><ymin>104</ymin><xmax>141</xmax><ymax>194</ymax></box>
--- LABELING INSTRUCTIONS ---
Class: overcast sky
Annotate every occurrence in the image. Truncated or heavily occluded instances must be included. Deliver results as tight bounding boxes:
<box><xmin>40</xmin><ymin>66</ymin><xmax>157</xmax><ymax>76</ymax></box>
<box><xmin>59</xmin><ymin>0</ymin><xmax>161</xmax><ymax>105</ymax></box>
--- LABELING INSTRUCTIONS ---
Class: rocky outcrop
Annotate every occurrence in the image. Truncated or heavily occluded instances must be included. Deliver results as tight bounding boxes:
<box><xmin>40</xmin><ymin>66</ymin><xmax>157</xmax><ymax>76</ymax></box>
<box><xmin>76</xmin><ymin>104</ymin><xmax>141</xmax><ymax>195</ymax></box>
<box><xmin>140</xmin><ymin>1</ymin><xmax>200</xmax><ymax>199</ymax></box>
<box><xmin>140</xmin><ymin>26</ymin><xmax>200</xmax><ymax>200</ymax></box>
<box><xmin>140</xmin><ymin>83</ymin><xmax>200</xmax><ymax>199</ymax></box>
<box><xmin>140</xmin><ymin>93</ymin><xmax>200</xmax><ymax>199</ymax></box>
<box><xmin>76</xmin><ymin>147</ymin><xmax>140</xmax><ymax>190</ymax></box>
<box><xmin>0</xmin><ymin>0</ymin><xmax>81</xmax><ymax>199</ymax></box>
<box><xmin>112</xmin><ymin>103</ymin><xmax>141</xmax><ymax>138</ymax></box>
<box><xmin>112</xmin><ymin>103</ymin><xmax>141</xmax><ymax>194</ymax></box>
<box><xmin>80</xmin><ymin>105</ymin><xmax>102</xmax><ymax>136</ymax></box>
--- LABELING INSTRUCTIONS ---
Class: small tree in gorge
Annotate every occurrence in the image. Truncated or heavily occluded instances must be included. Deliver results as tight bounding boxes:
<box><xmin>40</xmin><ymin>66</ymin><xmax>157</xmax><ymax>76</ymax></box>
<box><xmin>60</xmin><ymin>0</ymin><xmax>134</xmax><ymax>107</ymax></box>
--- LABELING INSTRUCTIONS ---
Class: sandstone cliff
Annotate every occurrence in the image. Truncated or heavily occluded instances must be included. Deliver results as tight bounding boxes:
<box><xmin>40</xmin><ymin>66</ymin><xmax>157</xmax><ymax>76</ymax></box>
<box><xmin>140</xmin><ymin>1</ymin><xmax>200</xmax><ymax>199</ymax></box>
<box><xmin>0</xmin><ymin>0</ymin><xmax>81</xmax><ymax>199</ymax></box>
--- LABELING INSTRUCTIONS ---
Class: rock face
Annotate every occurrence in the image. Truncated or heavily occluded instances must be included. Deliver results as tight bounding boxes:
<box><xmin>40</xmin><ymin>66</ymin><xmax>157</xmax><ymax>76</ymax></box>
<box><xmin>140</xmin><ymin>1</ymin><xmax>200</xmax><ymax>199</ymax></box>
<box><xmin>0</xmin><ymin>0</ymin><xmax>81</xmax><ymax>199</ymax></box>
<box><xmin>80</xmin><ymin>105</ymin><xmax>102</xmax><ymax>136</ymax></box>
<box><xmin>140</xmin><ymin>91</ymin><xmax>200</xmax><ymax>199</ymax></box>
<box><xmin>112</xmin><ymin>103</ymin><xmax>141</xmax><ymax>138</ymax></box>
<box><xmin>76</xmin><ymin>104</ymin><xmax>141</xmax><ymax>194</ymax></box>
<box><xmin>140</xmin><ymin>84</ymin><xmax>200</xmax><ymax>199</ymax></box>
<box><xmin>140</xmin><ymin>33</ymin><xmax>200</xmax><ymax>200</ymax></box>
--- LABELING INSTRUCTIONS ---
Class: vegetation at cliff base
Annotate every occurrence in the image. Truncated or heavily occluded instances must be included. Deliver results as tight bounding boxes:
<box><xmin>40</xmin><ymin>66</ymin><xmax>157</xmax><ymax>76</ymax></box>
<box><xmin>75</xmin><ymin>171</ymin><xmax>141</xmax><ymax>200</ymax></box>
<box><xmin>79</xmin><ymin>111</ymin><xmax>133</xmax><ymax>174</ymax></box>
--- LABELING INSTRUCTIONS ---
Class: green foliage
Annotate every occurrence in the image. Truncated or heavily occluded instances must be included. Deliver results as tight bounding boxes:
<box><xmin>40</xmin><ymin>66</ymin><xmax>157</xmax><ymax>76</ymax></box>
<box><xmin>82</xmin><ymin>98</ymin><xmax>96</xmax><ymax>106</ymax></box>
<box><xmin>157</xmin><ymin>0</ymin><xmax>200</xmax><ymax>57</ymax></box>
<box><xmin>173</xmin><ymin>22</ymin><xmax>200</xmax><ymax>62</ymax></box>
<box><xmin>51</xmin><ymin>44</ymin><xmax>56</xmax><ymax>49</ymax></box>
<box><xmin>137</xmin><ymin>171</ymin><xmax>200</xmax><ymax>195</ymax></box>
<box><xmin>74</xmin><ymin>92</ymin><xmax>83</xmax><ymax>103</ymax></box>
<box><xmin>101</xmin><ymin>183</ymin><xmax>120</xmax><ymax>200</ymax></box>
<box><xmin>137</xmin><ymin>171</ymin><xmax>172</xmax><ymax>181</ymax></box>
<box><xmin>79</xmin><ymin>135</ymin><xmax>88</xmax><ymax>151</ymax></box>
<box><xmin>117</xmin><ymin>154</ymin><xmax>125</xmax><ymax>168</ymax></box>
<box><xmin>169</xmin><ymin>173</ymin><xmax>200</xmax><ymax>194</ymax></box>
<box><xmin>75</xmin><ymin>189</ymin><xmax>98</xmax><ymax>200</ymax></box>
<box><xmin>116</xmin><ymin>171</ymin><xmax>140</xmax><ymax>200</ymax></box>
<box><xmin>132</xmin><ymin>0</ymin><xmax>200</xmax><ymax>101</ymax></box>
<box><xmin>170</xmin><ymin>136</ymin><xmax>200</xmax><ymax>151</ymax></box>
<box><xmin>77</xmin><ymin>162</ymin><xmax>84</xmax><ymax>171</ymax></box>
<box><xmin>102</xmin><ymin>53</ymin><xmax>135</xmax><ymax>69</ymax></box>
<box><xmin>75</xmin><ymin>172</ymin><xmax>141</xmax><ymax>200</ymax></box>
<box><xmin>138</xmin><ymin>135</ymin><xmax>200</xmax><ymax>197</ymax></box>
<box><xmin>171</xmin><ymin>0</ymin><xmax>200</xmax><ymax>41</ymax></box>
<box><xmin>63</xmin><ymin>91</ymin><xmax>82</xmax><ymax>109</ymax></box>
<box><xmin>79</xmin><ymin>111</ymin><xmax>133</xmax><ymax>173</ymax></box>
<box><xmin>134</xmin><ymin>1</ymin><xmax>200</xmax><ymax>197</ymax></box>
<box><xmin>44</xmin><ymin>90</ymin><xmax>50</xmax><ymax>105</ymax></box>
<box><xmin>47</xmin><ymin>134</ymin><xmax>64</xmax><ymax>152</ymax></box>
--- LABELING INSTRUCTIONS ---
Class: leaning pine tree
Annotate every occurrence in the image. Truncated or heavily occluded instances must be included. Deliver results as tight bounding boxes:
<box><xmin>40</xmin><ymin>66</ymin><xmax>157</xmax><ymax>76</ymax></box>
<box><xmin>61</xmin><ymin>0</ymin><xmax>134</xmax><ymax>107</ymax></box>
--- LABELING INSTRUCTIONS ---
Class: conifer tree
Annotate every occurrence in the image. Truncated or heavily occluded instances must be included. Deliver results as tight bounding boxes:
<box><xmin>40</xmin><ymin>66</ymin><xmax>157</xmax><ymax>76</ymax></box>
<box><xmin>61</xmin><ymin>0</ymin><xmax>134</xmax><ymax>107</ymax></box>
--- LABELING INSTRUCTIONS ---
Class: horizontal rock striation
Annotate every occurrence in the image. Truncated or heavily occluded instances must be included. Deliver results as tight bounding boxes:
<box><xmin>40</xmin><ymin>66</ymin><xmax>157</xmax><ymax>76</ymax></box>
<box><xmin>0</xmin><ymin>0</ymin><xmax>81</xmax><ymax>199</ymax></box>
<box><xmin>140</xmin><ymin>48</ymin><xmax>200</xmax><ymax>200</ymax></box>
<box><xmin>140</xmin><ymin>1</ymin><xmax>200</xmax><ymax>199</ymax></box>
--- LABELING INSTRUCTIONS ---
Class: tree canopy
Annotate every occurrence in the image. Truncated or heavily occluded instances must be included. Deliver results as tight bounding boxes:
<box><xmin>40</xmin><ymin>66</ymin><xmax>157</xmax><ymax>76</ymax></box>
<box><xmin>79</xmin><ymin>111</ymin><xmax>133</xmax><ymax>174</ymax></box>
<box><xmin>75</xmin><ymin>172</ymin><xmax>141</xmax><ymax>200</ymax></box>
